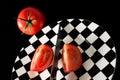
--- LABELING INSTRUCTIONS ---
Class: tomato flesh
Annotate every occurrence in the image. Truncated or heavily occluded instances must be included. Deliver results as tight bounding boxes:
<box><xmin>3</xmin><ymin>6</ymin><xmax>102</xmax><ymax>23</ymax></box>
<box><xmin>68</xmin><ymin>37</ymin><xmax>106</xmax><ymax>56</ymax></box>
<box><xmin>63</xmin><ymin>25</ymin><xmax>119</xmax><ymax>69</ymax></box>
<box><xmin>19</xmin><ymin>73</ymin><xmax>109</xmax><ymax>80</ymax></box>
<box><xmin>30</xmin><ymin>44</ymin><xmax>54</xmax><ymax>72</ymax></box>
<box><xmin>62</xmin><ymin>44</ymin><xmax>82</xmax><ymax>73</ymax></box>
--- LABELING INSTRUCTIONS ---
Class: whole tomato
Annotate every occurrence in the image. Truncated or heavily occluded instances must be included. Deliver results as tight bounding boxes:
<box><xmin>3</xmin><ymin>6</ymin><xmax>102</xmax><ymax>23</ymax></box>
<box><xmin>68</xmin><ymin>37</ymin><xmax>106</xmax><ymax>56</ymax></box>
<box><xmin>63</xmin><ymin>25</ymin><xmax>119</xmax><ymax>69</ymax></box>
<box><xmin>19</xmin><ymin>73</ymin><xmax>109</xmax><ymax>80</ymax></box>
<box><xmin>17</xmin><ymin>6</ymin><xmax>46</xmax><ymax>35</ymax></box>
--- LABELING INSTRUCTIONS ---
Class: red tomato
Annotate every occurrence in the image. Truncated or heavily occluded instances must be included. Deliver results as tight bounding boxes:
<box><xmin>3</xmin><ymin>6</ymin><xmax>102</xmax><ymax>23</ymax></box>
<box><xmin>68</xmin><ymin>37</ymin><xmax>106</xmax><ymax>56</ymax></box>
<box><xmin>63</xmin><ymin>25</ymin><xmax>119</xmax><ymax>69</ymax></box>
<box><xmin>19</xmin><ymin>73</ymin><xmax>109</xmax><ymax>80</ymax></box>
<box><xmin>17</xmin><ymin>6</ymin><xmax>46</xmax><ymax>35</ymax></box>
<box><xmin>62</xmin><ymin>44</ymin><xmax>82</xmax><ymax>73</ymax></box>
<box><xmin>30</xmin><ymin>44</ymin><xmax>54</xmax><ymax>72</ymax></box>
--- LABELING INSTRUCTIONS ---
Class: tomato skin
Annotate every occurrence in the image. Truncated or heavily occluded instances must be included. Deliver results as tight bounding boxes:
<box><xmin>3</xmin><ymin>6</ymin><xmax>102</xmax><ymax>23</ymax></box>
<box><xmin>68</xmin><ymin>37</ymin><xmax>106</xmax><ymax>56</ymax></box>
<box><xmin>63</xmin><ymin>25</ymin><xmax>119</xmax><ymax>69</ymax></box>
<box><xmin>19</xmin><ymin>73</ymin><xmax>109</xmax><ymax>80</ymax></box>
<box><xmin>17</xmin><ymin>6</ymin><xmax>46</xmax><ymax>35</ymax></box>
<box><xmin>62</xmin><ymin>44</ymin><xmax>82</xmax><ymax>73</ymax></box>
<box><xmin>30</xmin><ymin>44</ymin><xmax>54</xmax><ymax>72</ymax></box>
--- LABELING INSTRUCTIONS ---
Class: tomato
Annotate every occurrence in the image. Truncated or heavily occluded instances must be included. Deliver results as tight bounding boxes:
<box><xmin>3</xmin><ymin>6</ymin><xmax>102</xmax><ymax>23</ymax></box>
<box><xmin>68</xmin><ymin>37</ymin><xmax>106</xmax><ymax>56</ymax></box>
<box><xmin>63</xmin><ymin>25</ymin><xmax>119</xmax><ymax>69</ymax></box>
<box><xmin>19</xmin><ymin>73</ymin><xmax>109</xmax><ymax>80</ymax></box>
<box><xmin>30</xmin><ymin>44</ymin><xmax>54</xmax><ymax>72</ymax></box>
<box><xmin>17</xmin><ymin>6</ymin><xmax>46</xmax><ymax>35</ymax></box>
<box><xmin>62</xmin><ymin>44</ymin><xmax>82</xmax><ymax>73</ymax></box>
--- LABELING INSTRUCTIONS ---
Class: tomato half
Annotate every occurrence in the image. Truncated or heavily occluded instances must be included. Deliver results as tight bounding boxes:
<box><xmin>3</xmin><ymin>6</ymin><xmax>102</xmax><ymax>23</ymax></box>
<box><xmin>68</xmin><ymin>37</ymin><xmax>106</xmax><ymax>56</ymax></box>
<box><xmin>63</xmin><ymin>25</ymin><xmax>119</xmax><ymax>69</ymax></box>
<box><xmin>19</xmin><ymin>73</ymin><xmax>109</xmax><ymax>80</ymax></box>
<box><xmin>62</xmin><ymin>44</ymin><xmax>82</xmax><ymax>73</ymax></box>
<box><xmin>30</xmin><ymin>44</ymin><xmax>54</xmax><ymax>72</ymax></box>
<box><xmin>17</xmin><ymin>6</ymin><xmax>46</xmax><ymax>35</ymax></box>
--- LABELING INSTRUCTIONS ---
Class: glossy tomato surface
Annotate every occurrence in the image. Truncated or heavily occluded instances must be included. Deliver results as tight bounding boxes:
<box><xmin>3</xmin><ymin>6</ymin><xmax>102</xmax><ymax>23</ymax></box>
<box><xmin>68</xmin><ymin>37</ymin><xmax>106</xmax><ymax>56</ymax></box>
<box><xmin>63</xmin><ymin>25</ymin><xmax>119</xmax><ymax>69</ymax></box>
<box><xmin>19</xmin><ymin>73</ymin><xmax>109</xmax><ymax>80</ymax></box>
<box><xmin>30</xmin><ymin>44</ymin><xmax>54</xmax><ymax>72</ymax></box>
<box><xmin>62</xmin><ymin>44</ymin><xmax>82</xmax><ymax>73</ymax></box>
<box><xmin>17</xmin><ymin>6</ymin><xmax>46</xmax><ymax>35</ymax></box>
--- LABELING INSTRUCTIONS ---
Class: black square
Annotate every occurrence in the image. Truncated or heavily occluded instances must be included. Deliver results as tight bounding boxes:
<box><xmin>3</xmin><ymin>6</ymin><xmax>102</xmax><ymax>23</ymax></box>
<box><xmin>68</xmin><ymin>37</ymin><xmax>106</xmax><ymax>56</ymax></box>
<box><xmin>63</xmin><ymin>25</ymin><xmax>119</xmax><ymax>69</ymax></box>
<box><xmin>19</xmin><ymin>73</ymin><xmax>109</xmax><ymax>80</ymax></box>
<box><xmin>93</xmin><ymin>26</ymin><xmax>105</xmax><ymax>37</ymax></box>
<box><xmin>102</xmin><ymin>64</ymin><xmax>114</xmax><ymax>77</ymax></box>
<box><xmin>14</xmin><ymin>60</ymin><xmax>23</xmax><ymax>70</ymax></box>
<box><xmin>69</xmin><ymin>29</ymin><xmax>79</xmax><ymax>39</ymax></box>
<box><xmin>61</xmin><ymin>29</ymin><xmax>68</xmax><ymax>39</ymax></box>
<box><xmin>81</xmin><ymin>28</ymin><xmax>92</xmax><ymax>38</ymax></box>
<box><xmin>92</xmin><ymin>38</ymin><xmax>104</xmax><ymax>49</ymax></box>
<box><xmin>35</xmin><ymin>31</ymin><xmax>45</xmax><ymax>39</ymax></box>
<box><xmin>28</xmin><ymin>51</ymin><xmax>34</xmax><ymax>59</ymax></box>
<box><xmin>46</xmin><ymin>30</ymin><xmax>56</xmax><ymax>39</ymax></box>
<box><xmin>31</xmin><ymin>75</ymin><xmax>41</xmax><ymax>80</ymax></box>
<box><xmin>19</xmin><ymin>73</ymin><xmax>29</xmax><ymax>80</ymax></box>
<box><xmin>88</xmin><ymin>65</ymin><xmax>100</xmax><ymax>77</ymax></box>
<box><xmin>91</xmin><ymin>51</ymin><xmax>103</xmax><ymax>63</ymax></box>
<box><xmin>11</xmin><ymin>71</ymin><xmax>18</xmax><ymax>79</ymax></box>
<box><xmin>24</xmin><ymin>62</ymin><xmax>30</xmax><ymax>71</ymax></box>
<box><xmin>106</xmin><ymin>38</ymin><xmax>114</xmax><ymax>48</ymax></box>
<box><xmin>18</xmin><ymin>50</ymin><xmax>27</xmax><ymax>59</ymax></box>
<box><xmin>70</xmin><ymin>19</ymin><xmax>81</xmax><ymax>27</ymax></box>
<box><xmin>104</xmin><ymin>50</ymin><xmax>116</xmax><ymax>62</ymax></box>
<box><xmin>46</xmin><ymin>40</ymin><xmax>54</xmax><ymax>47</ymax></box>
<box><xmin>82</xmin><ymin>20</ymin><xmax>91</xmax><ymax>26</ymax></box>
<box><xmin>49</xmin><ymin>22</ymin><xmax>58</xmax><ymax>28</ymax></box>
<box><xmin>75</xmin><ymin>66</ymin><xmax>87</xmax><ymax>77</ymax></box>
<box><xmin>82</xmin><ymin>52</ymin><xmax>90</xmax><ymax>62</ymax></box>
<box><xmin>80</xmin><ymin>41</ymin><xmax>90</xmax><ymax>51</ymax></box>
<box><xmin>60</xmin><ymin>20</ymin><xmax>69</xmax><ymax>28</ymax></box>
<box><xmin>32</xmin><ymin>40</ymin><xmax>41</xmax><ymax>49</ymax></box>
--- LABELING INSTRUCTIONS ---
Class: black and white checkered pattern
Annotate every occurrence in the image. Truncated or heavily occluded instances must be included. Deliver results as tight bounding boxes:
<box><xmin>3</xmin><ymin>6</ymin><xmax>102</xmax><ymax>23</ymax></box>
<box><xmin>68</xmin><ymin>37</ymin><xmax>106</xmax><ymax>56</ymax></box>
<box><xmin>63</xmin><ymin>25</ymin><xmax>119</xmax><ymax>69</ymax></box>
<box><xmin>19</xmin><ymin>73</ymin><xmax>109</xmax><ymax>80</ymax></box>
<box><xmin>11</xmin><ymin>19</ymin><xmax>117</xmax><ymax>80</ymax></box>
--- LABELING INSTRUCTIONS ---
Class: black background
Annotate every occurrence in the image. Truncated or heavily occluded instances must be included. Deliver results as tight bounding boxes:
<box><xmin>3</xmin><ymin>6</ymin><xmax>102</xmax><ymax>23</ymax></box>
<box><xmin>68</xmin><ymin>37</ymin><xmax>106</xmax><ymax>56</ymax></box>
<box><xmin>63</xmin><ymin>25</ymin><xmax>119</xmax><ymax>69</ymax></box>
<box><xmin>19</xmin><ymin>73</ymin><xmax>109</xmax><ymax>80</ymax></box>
<box><xmin>3</xmin><ymin>0</ymin><xmax>120</xmax><ymax>80</ymax></box>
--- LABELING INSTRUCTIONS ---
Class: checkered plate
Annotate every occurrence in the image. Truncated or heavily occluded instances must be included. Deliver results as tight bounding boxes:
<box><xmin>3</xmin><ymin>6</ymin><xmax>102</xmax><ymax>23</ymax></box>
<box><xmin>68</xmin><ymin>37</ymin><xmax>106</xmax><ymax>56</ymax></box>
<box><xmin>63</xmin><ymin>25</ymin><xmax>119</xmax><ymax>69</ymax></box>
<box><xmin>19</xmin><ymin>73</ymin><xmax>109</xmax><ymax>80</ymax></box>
<box><xmin>11</xmin><ymin>19</ymin><xmax>117</xmax><ymax>80</ymax></box>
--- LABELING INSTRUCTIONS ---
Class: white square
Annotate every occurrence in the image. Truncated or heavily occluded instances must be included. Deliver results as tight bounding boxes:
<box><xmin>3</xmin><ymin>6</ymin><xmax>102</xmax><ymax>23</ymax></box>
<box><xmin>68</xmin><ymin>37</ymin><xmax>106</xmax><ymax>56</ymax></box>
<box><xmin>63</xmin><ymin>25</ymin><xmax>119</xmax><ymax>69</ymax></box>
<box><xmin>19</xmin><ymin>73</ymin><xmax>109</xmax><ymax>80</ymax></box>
<box><xmin>110</xmin><ymin>58</ymin><xmax>116</xmax><ymax>68</ymax></box>
<box><xmin>82</xmin><ymin>59</ymin><xmax>94</xmax><ymax>71</ymax></box>
<box><xmin>65</xmin><ymin>72</ymin><xmax>77</xmax><ymax>80</ymax></box>
<box><xmin>67</xmin><ymin>19</ymin><xmax>74</xmax><ymax>22</ymax></box>
<box><xmin>57</xmin><ymin>59</ymin><xmax>62</xmax><ymax>69</ymax></box>
<box><xmin>39</xmin><ymin>35</ymin><xmax>49</xmax><ymax>44</ymax></box>
<box><xmin>21</xmin><ymin>56</ymin><xmax>31</xmax><ymax>65</ymax></box>
<box><xmin>75</xmin><ymin>34</ymin><xmax>85</xmax><ymax>45</ymax></box>
<box><xmin>42</xmin><ymin>26</ymin><xmax>51</xmax><ymax>34</ymax></box>
<box><xmin>79</xmin><ymin>72</ymin><xmax>91</xmax><ymax>80</ymax></box>
<box><xmin>93</xmin><ymin>72</ymin><xmax>107</xmax><ymax>80</ymax></box>
<box><xmin>50</xmin><ymin>35</ymin><xmax>57</xmax><ymax>45</ymax></box>
<box><xmin>86</xmin><ymin>33</ymin><xmax>98</xmax><ymax>44</ymax></box>
<box><xmin>25</xmin><ymin>45</ymin><xmax>35</xmax><ymax>54</ymax></box>
<box><xmin>64</xmin><ymin>23</ymin><xmax>74</xmax><ymax>33</ymax></box>
<box><xmin>88</xmin><ymin>22</ymin><xmax>99</xmax><ymax>32</ymax></box>
<box><xmin>40</xmin><ymin>69</ymin><xmax>50</xmax><ymax>80</ymax></box>
<box><xmin>96</xmin><ymin>58</ymin><xmax>109</xmax><ymax>70</ymax></box>
<box><xmin>98</xmin><ymin>44</ymin><xmax>110</xmax><ymax>56</ymax></box>
<box><xmin>85</xmin><ymin>45</ymin><xmax>96</xmax><ymax>57</ymax></box>
<box><xmin>29</xmin><ymin>35</ymin><xmax>38</xmax><ymax>44</ymax></box>
<box><xmin>15</xmin><ymin>78</ymin><xmax>19</xmax><ymax>80</ymax></box>
<box><xmin>75</xmin><ymin>23</ymin><xmax>86</xmax><ymax>33</ymax></box>
<box><xmin>63</xmin><ymin>35</ymin><xmax>73</xmax><ymax>43</ymax></box>
<box><xmin>56</xmin><ymin>70</ymin><xmax>64</xmax><ymax>80</ymax></box>
<box><xmin>52</xmin><ymin>24</ymin><xmax>59</xmax><ymax>34</ymax></box>
<box><xmin>28</xmin><ymin>71</ymin><xmax>39</xmax><ymax>79</ymax></box>
<box><xmin>100</xmin><ymin>31</ymin><xmax>110</xmax><ymax>42</ymax></box>
<box><xmin>16</xmin><ymin>67</ymin><xmax>26</xmax><ymax>76</ymax></box>
<box><xmin>15</xmin><ymin>56</ymin><xmax>20</xmax><ymax>62</ymax></box>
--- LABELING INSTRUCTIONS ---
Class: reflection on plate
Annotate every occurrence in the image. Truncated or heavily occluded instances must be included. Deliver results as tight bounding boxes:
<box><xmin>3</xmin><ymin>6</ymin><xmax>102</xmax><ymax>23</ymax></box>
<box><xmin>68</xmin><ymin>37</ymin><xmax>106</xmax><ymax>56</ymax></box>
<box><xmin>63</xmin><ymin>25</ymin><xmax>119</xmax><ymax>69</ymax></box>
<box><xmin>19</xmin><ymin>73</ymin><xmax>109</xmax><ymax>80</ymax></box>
<box><xmin>11</xmin><ymin>19</ymin><xmax>117</xmax><ymax>80</ymax></box>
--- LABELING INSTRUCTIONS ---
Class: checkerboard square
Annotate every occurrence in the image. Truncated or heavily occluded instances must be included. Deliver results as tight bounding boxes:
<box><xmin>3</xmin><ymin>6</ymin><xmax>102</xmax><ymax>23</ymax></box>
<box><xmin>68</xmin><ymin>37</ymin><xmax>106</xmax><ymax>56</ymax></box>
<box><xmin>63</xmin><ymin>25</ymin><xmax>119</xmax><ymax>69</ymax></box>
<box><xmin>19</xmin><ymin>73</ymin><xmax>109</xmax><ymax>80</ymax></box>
<box><xmin>70</xmin><ymin>19</ymin><xmax>81</xmax><ymax>27</ymax></box>
<box><xmin>29</xmin><ymin>35</ymin><xmax>38</xmax><ymax>44</ymax></box>
<box><xmin>86</xmin><ymin>33</ymin><xmax>98</xmax><ymax>44</ymax></box>
<box><xmin>25</xmin><ymin>45</ymin><xmax>35</xmax><ymax>54</ymax></box>
<box><xmin>98</xmin><ymin>44</ymin><xmax>111</xmax><ymax>56</ymax></box>
<box><xmin>88</xmin><ymin>22</ymin><xmax>99</xmax><ymax>32</ymax></box>
<box><xmin>64</xmin><ymin>23</ymin><xmax>74</xmax><ymax>33</ymax></box>
<box><xmin>79</xmin><ymin>72</ymin><xmax>91</xmax><ymax>80</ymax></box>
<box><xmin>100</xmin><ymin>31</ymin><xmax>110</xmax><ymax>42</ymax></box>
<box><xmin>75</xmin><ymin>23</ymin><xmax>86</xmax><ymax>33</ymax></box>
<box><xmin>93</xmin><ymin>72</ymin><xmax>107</xmax><ymax>80</ymax></box>
<box><xmin>83</xmin><ymin>59</ymin><xmax>94</xmax><ymax>71</ymax></box>
<box><xmin>16</xmin><ymin>66</ymin><xmax>26</xmax><ymax>77</ymax></box>
<box><xmin>96</xmin><ymin>58</ymin><xmax>109</xmax><ymax>70</ymax></box>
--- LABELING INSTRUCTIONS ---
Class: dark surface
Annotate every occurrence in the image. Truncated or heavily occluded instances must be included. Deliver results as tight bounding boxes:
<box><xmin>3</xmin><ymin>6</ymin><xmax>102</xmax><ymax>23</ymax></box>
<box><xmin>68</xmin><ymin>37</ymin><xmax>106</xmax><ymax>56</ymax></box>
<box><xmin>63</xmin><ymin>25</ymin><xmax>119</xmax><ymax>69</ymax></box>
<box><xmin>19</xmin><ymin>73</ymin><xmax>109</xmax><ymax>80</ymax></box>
<box><xmin>4</xmin><ymin>0</ymin><xmax>120</xmax><ymax>80</ymax></box>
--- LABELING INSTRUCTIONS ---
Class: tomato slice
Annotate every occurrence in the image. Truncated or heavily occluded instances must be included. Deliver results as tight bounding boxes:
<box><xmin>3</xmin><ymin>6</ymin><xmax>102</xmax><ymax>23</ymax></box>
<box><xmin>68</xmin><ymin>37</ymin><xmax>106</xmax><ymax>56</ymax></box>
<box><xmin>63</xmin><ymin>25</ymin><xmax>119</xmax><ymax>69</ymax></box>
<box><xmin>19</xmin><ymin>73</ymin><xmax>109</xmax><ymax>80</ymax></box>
<box><xmin>62</xmin><ymin>44</ymin><xmax>82</xmax><ymax>73</ymax></box>
<box><xmin>30</xmin><ymin>44</ymin><xmax>54</xmax><ymax>72</ymax></box>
